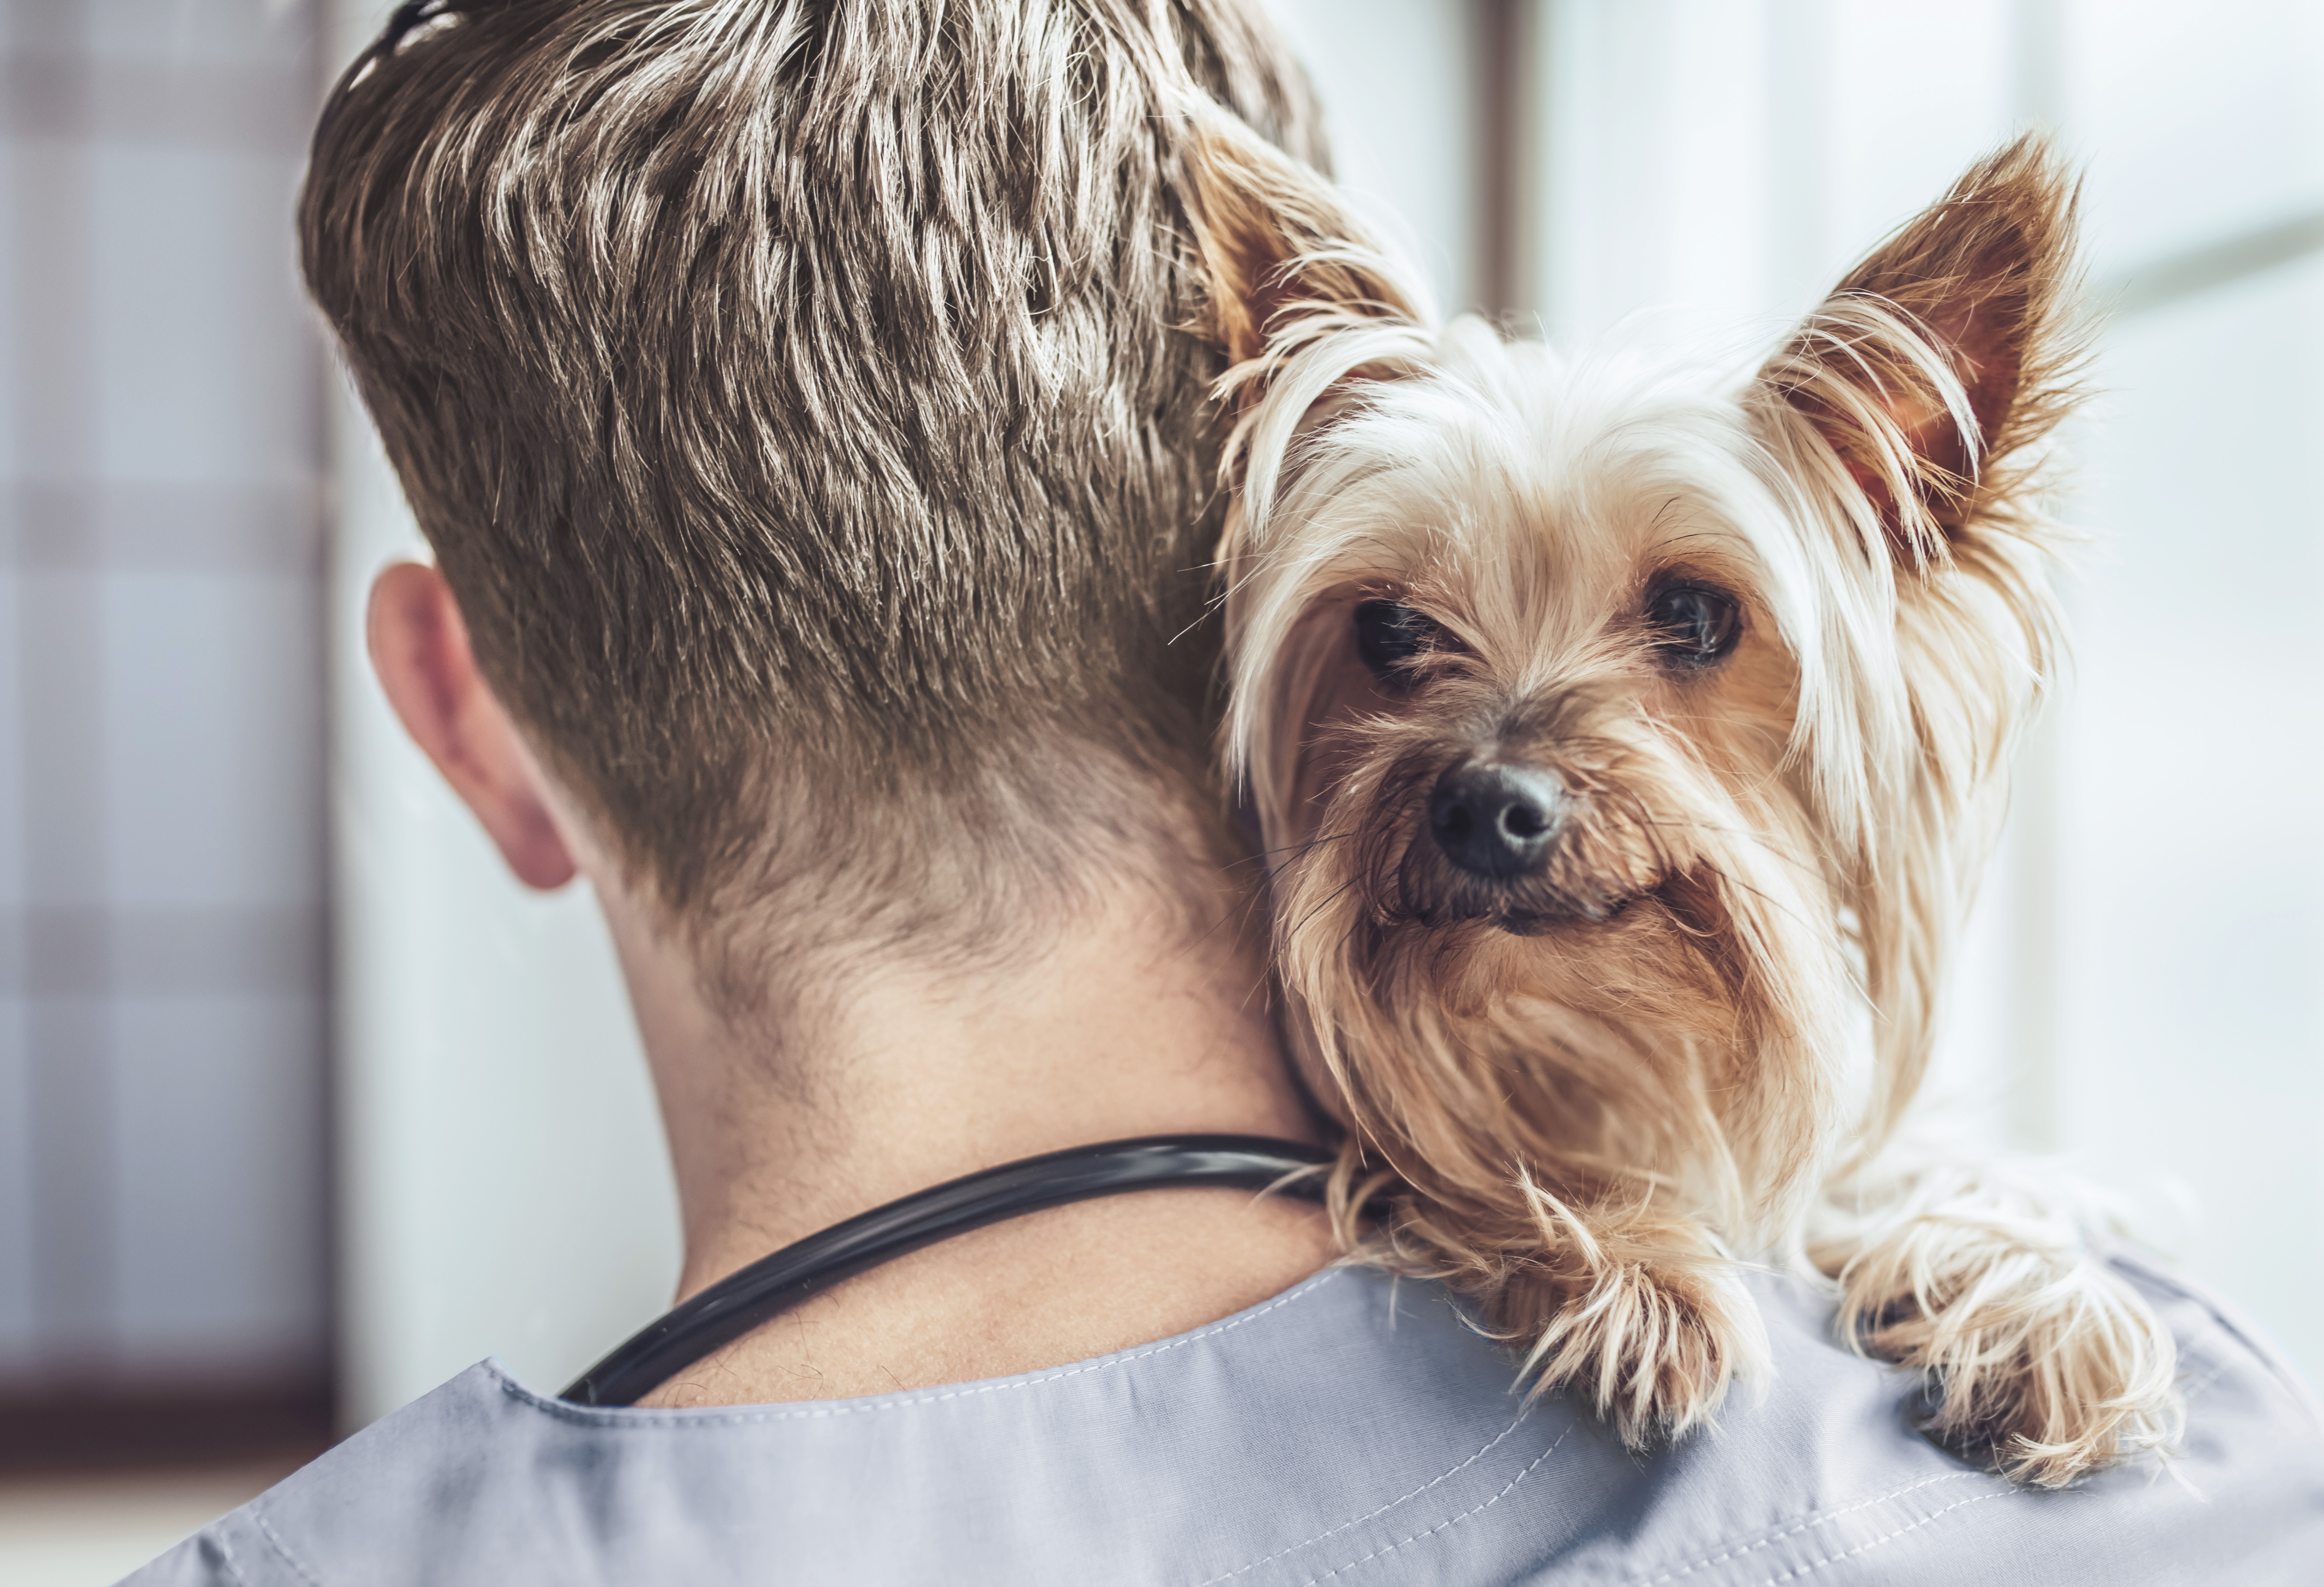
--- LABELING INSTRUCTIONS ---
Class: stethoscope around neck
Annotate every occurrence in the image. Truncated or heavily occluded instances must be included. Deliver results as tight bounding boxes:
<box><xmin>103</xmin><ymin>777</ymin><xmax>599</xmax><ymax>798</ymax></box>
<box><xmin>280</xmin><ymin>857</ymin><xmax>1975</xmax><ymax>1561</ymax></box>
<box><xmin>560</xmin><ymin>1135</ymin><xmax>1342</xmax><ymax>1407</ymax></box>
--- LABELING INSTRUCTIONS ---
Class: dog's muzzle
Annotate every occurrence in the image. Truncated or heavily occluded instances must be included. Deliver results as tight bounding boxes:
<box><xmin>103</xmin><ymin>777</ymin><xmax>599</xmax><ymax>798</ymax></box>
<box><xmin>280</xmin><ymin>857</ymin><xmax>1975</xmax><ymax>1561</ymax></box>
<box><xmin>1427</xmin><ymin>760</ymin><xmax>1566</xmax><ymax>882</ymax></box>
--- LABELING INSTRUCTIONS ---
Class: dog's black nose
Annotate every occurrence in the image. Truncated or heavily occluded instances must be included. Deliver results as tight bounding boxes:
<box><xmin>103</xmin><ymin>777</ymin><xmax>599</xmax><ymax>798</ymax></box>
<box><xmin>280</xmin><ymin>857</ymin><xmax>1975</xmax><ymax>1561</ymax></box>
<box><xmin>1428</xmin><ymin>761</ymin><xmax>1564</xmax><ymax>881</ymax></box>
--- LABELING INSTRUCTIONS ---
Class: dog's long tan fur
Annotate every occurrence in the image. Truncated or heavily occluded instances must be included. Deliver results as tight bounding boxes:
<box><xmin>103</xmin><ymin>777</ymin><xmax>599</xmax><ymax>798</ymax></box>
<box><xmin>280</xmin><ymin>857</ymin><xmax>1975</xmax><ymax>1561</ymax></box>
<box><xmin>1180</xmin><ymin>112</ymin><xmax>2179</xmax><ymax>1485</ymax></box>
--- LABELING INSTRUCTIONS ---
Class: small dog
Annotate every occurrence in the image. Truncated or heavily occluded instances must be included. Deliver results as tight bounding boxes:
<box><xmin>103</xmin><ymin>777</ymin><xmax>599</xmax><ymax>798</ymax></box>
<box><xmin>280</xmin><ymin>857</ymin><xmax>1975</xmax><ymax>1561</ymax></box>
<box><xmin>1181</xmin><ymin>117</ymin><xmax>2178</xmax><ymax>1485</ymax></box>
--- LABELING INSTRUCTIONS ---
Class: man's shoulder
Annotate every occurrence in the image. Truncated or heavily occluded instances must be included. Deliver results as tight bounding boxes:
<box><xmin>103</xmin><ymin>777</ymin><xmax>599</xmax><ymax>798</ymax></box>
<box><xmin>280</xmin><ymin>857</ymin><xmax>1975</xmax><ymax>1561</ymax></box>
<box><xmin>1601</xmin><ymin>1252</ymin><xmax>2324</xmax><ymax>1587</ymax></box>
<box><xmin>121</xmin><ymin>1260</ymin><xmax>2324</xmax><ymax>1586</ymax></box>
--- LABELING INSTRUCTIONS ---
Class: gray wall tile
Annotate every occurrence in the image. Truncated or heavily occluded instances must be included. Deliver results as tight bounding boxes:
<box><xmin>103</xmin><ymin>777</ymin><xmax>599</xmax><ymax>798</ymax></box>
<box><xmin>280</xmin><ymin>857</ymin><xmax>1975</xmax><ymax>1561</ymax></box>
<box><xmin>13</xmin><ymin>569</ymin><xmax>108</xmax><ymax>910</ymax></box>
<box><xmin>0</xmin><ymin>567</ymin><xmax>21</xmax><ymax>909</ymax></box>
<box><xmin>0</xmin><ymin>996</ymin><xmax>34</xmax><ymax>1376</ymax></box>
<box><xmin>109</xmin><ymin>990</ymin><xmax>325</xmax><ymax>1373</ymax></box>
<box><xmin>90</xmin><ymin>145</ymin><xmax>317</xmax><ymax>486</ymax></box>
<box><xmin>102</xmin><ymin>572</ymin><xmax>322</xmax><ymax>909</ymax></box>
<box><xmin>0</xmin><ymin>147</ymin><xmax>19</xmax><ymax>480</ymax></box>
<box><xmin>84</xmin><ymin>0</ymin><xmax>315</xmax><ymax>76</ymax></box>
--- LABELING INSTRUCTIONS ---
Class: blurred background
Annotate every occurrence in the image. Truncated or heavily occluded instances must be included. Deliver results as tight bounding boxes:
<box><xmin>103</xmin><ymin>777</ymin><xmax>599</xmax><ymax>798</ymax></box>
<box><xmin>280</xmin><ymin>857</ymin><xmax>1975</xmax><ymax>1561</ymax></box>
<box><xmin>1</xmin><ymin>0</ymin><xmax>2318</xmax><ymax>1577</ymax></box>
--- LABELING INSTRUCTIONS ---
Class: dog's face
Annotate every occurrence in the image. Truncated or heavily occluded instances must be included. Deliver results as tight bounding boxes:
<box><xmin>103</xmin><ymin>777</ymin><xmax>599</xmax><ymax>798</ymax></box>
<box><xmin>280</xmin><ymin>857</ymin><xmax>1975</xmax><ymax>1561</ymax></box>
<box><xmin>1266</xmin><ymin>345</ymin><xmax>1805</xmax><ymax>940</ymax></box>
<box><xmin>1237</xmin><ymin>337</ymin><xmax>1852</xmax><ymax>1226</ymax></box>
<box><xmin>1188</xmin><ymin>125</ymin><xmax>2079</xmax><ymax>1250</ymax></box>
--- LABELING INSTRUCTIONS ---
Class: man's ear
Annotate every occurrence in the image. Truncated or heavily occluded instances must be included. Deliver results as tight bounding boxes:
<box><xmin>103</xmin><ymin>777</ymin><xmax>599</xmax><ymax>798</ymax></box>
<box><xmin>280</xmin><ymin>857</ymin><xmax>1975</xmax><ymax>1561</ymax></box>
<box><xmin>1758</xmin><ymin>135</ymin><xmax>2086</xmax><ymax>564</ymax></box>
<box><xmin>368</xmin><ymin>561</ymin><xmax>578</xmax><ymax>890</ymax></box>
<box><xmin>1178</xmin><ymin>117</ymin><xmax>1426</xmax><ymax>374</ymax></box>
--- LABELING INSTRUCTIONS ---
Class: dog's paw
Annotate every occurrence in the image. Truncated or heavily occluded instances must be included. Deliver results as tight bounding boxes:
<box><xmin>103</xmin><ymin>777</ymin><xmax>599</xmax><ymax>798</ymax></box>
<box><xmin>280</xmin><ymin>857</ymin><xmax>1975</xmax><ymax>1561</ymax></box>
<box><xmin>1821</xmin><ymin>1167</ymin><xmax>2183</xmax><ymax>1486</ymax></box>
<box><xmin>1898</xmin><ymin>1295</ymin><xmax>2182</xmax><ymax>1487</ymax></box>
<box><xmin>1519</xmin><ymin>1255</ymin><xmax>1765</xmax><ymax>1448</ymax></box>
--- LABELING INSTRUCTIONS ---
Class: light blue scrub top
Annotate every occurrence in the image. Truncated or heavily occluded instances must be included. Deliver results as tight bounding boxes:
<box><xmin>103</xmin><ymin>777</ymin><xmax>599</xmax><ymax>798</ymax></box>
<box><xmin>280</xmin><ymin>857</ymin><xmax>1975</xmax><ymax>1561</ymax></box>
<box><xmin>124</xmin><ymin>1250</ymin><xmax>2324</xmax><ymax>1584</ymax></box>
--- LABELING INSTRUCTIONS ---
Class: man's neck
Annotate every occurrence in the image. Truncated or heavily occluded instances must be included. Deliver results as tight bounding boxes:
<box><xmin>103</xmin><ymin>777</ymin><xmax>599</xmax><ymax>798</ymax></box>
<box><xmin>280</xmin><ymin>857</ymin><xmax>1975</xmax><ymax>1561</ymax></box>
<box><xmin>592</xmin><ymin>851</ymin><xmax>1339</xmax><ymax>1407</ymax></box>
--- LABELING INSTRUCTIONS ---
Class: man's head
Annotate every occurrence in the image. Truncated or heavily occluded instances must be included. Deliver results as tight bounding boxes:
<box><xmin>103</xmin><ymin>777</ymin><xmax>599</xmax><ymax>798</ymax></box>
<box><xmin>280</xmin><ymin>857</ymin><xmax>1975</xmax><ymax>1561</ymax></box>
<box><xmin>303</xmin><ymin>0</ymin><xmax>1325</xmax><ymax>984</ymax></box>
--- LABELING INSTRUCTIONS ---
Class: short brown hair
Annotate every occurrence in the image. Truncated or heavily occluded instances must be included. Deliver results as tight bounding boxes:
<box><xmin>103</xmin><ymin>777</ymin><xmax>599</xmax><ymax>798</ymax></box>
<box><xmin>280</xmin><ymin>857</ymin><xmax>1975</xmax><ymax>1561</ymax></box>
<box><xmin>301</xmin><ymin>0</ymin><xmax>1324</xmax><ymax>931</ymax></box>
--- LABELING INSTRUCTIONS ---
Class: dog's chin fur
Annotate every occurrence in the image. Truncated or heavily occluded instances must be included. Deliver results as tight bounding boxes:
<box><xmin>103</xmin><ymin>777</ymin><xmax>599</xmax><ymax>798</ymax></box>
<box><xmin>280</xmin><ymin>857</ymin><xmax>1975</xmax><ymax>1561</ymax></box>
<box><xmin>1184</xmin><ymin>117</ymin><xmax>2182</xmax><ymax>1484</ymax></box>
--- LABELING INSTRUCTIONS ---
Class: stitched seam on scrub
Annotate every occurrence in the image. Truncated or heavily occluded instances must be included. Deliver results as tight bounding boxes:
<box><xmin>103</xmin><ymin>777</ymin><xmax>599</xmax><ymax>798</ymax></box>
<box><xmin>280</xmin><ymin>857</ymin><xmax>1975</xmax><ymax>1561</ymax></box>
<box><xmin>496</xmin><ymin>1269</ymin><xmax>1342</xmax><ymax>1427</ymax></box>
<box><xmin>1749</xmin><ymin>1489</ymin><xmax>2016</xmax><ymax>1585</ymax></box>
<box><xmin>1643</xmin><ymin>1343</ymin><xmax>2225</xmax><ymax>1586</ymax></box>
<box><xmin>1629</xmin><ymin>1471</ymin><xmax>1991</xmax><ymax>1585</ymax></box>
<box><xmin>204</xmin><ymin>1525</ymin><xmax>254</xmax><ymax>1587</ymax></box>
<box><xmin>1291</xmin><ymin>1428</ymin><xmax>1568</xmax><ymax>1587</ymax></box>
<box><xmin>1189</xmin><ymin>1408</ymin><xmax>1536</xmax><ymax>1586</ymax></box>
<box><xmin>247</xmin><ymin>1501</ymin><xmax>326</xmax><ymax>1587</ymax></box>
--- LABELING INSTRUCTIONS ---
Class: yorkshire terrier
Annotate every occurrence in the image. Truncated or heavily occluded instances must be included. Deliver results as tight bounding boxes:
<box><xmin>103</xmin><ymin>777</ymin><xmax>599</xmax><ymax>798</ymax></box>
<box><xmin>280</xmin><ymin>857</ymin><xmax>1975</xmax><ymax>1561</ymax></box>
<box><xmin>1181</xmin><ymin>117</ymin><xmax>2179</xmax><ymax>1486</ymax></box>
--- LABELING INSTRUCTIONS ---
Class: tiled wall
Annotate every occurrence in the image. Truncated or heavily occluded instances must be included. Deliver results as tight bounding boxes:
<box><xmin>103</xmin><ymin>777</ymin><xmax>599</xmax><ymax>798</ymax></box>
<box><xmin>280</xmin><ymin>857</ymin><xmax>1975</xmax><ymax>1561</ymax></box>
<box><xmin>0</xmin><ymin>0</ymin><xmax>327</xmax><ymax>1391</ymax></box>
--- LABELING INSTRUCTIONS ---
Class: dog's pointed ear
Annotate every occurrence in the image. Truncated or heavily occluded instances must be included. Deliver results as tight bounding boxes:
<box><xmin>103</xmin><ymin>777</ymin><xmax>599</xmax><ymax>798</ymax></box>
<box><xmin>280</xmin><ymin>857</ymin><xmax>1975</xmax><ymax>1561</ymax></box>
<box><xmin>1177</xmin><ymin>117</ymin><xmax>1427</xmax><ymax>374</ymax></box>
<box><xmin>1759</xmin><ymin>135</ymin><xmax>2086</xmax><ymax>563</ymax></box>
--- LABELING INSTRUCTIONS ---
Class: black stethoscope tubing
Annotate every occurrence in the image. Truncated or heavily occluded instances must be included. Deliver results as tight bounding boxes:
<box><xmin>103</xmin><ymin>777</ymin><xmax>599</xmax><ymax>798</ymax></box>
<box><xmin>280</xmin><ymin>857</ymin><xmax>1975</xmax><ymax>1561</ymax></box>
<box><xmin>561</xmin><ymin>1134</ymin><xmax>1341</xmax><ymax>1407</ymax></box>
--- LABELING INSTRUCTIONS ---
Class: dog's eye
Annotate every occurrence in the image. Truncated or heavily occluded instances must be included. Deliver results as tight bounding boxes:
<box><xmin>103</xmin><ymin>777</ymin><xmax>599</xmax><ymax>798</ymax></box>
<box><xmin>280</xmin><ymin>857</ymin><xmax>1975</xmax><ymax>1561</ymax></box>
<box><xmin>1353</xmin><ymin>600</ymin><xmax>1445</xmax><ymax>677</ymax></box>
<box><xmin>1644</xmin><ymin>583</ymin><xmax>1741</xmax><ymax>668</ymax></box>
